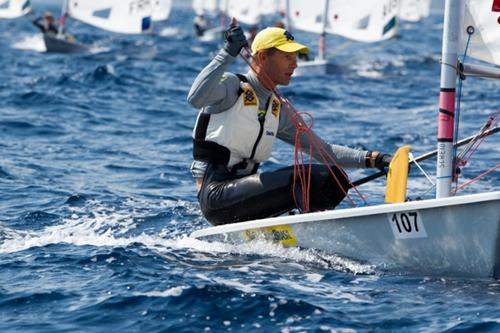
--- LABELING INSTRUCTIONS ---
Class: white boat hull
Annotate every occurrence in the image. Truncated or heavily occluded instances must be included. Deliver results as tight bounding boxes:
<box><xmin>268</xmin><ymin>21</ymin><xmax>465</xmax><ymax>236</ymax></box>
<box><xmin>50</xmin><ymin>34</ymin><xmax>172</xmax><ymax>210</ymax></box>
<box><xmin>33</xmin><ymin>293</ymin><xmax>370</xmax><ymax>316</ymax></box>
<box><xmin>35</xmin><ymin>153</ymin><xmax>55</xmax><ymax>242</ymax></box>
<box><xmin>191</xmin><ymin>191</ymin><xmax>500</xmax><ymax>279</ymax></box>
<box><xmin>294</xmin><ymin>58</ymin><xmax>333</xmax><ymax>76</ymax></box>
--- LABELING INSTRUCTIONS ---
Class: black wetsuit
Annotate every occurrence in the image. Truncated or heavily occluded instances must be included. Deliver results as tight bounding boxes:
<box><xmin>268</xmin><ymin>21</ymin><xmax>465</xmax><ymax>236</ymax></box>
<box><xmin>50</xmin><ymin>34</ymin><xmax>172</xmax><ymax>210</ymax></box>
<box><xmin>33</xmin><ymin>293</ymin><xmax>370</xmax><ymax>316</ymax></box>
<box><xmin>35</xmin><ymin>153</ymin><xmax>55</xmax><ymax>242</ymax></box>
<box><xmin>33</xmin><ymin>17</ymin><xmax>58</xmax><ymax>35</ymax></box>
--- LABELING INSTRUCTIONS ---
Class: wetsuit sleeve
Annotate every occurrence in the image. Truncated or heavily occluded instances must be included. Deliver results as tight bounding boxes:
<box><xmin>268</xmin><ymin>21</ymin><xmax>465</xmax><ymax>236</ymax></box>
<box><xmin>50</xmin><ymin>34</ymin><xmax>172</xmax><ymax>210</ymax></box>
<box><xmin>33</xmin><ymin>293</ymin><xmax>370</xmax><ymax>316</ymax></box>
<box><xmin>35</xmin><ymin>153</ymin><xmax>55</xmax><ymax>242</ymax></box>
<box><xmin>187</xmin><ymin>49</ymin><xmax>241</xmax><ymax>113</ymax></box>
<box><xmin>276</xmin><ymin>104</ymin><xmax>368</xmax><ymax>169</ymax></box>
<box><xmin>32</xmin><ymin>17</ymin><xmax>45</xmax><ymax>32</ymax></box>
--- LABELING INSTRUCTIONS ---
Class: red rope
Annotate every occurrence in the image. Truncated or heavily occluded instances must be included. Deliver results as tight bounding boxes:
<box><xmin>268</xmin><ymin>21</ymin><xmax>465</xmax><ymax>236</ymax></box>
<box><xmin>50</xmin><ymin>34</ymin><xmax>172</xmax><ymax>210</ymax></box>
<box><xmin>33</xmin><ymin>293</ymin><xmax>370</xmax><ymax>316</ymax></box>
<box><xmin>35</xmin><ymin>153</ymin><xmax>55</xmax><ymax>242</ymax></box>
<box><xmin>454</xmin><ymin>111</ymin><xmax>499</xmax><ymax>193</ymax></box>
<box><xmin>453</xmin><ymin>163</ymin><xmax>500</xmax><ymax>193</ymax></box>
<box><xmin>239</xmin><ymin>48</ymin><xmax>367</xmax><ymax>210</ymax></box>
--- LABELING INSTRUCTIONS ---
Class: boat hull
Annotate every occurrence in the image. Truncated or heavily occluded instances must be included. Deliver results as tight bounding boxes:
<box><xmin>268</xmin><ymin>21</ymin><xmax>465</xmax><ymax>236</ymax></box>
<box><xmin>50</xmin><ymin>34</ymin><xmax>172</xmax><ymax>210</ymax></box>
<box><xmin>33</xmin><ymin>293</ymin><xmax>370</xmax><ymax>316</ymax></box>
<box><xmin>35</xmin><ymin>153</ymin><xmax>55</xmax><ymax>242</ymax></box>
<box><xmin>294</xmin><ymin>58</ymin><xmax>334</xmax><ymax>76</ymax></box>
<box><xmin>191</xmin><ymin>191</ymin><xmax>500</xmax><ymax>279</ymax></box>
<box><xmin>43</xmin><ymin>34</ymin><xmax>87</xmax><ymax>54</ymax></box>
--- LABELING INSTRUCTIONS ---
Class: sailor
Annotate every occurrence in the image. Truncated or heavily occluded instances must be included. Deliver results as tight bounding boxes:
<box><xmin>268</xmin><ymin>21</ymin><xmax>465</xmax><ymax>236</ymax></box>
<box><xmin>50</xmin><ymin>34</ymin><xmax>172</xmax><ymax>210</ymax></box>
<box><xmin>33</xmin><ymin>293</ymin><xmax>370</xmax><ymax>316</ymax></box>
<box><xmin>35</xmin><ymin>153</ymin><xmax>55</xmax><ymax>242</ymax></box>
<box><xmin>193</xmin><ymin>14</ymin><xmax>208</xmax><ymax>37</ymax></box>
<box><xmin>32</xmin><ymin>11</ymin><xmax>59</xmax><ymax>35</ymax></box>
<box><xmin>187</xmin><ymin>22</ymin><xmax>391</xmax><ymax>225</ymax></box>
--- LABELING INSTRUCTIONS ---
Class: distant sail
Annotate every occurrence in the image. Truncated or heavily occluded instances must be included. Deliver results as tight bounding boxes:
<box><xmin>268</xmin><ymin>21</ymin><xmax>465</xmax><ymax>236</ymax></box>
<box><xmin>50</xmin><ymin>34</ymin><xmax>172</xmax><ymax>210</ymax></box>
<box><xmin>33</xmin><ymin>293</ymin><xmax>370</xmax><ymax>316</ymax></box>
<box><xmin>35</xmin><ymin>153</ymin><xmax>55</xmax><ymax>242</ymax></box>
<box><xmin>67</xmin><ymin>0</ymin><xmax>152</xmax><ymax>34</ymax></box>
<box><xmin>398</xmin><ymin>0</ymin><xmax>432</xmax><ymax>22</ymax></box>
<box><xmin>152</xmin><ymin>0</ymin><xmax>172</xmax><ymax>22</ymax></box>
<box><xmin>287</xmin><ymin>0</ymin><xmax>399</xmax><ymax>42</ymax></box>
<box><xmin>192</xmin><ymin>0</ymin><xmax>220</xmax><ymax>15</ymax></box>
<box><xmin>223</xmin><ymin>0</ymin><xmax>280</xmax><ymax>25</ymax></box>
<box><xmin>0</xmin><ymin>0</ymin><xmax>31</xmax><ymax>19</ymax></box>
<box><xmin>464</xmin><ymin>0</ymin><xmax>500</xmax><ymax>65</ymax></box>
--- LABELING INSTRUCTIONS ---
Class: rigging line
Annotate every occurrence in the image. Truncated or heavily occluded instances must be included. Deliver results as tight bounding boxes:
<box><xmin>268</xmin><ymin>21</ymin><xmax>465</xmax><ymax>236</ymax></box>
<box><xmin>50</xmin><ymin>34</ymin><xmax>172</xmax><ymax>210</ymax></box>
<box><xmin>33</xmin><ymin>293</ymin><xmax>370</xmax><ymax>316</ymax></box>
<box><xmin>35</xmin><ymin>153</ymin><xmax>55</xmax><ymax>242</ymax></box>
<box><xmin>453</xmin><ymin>163</ymin><xmax>500</xmax><ymax>193</ymax></box>
<box><xmin>409</xmin><ymin>153</ymin><xmax>435</xmax><ymax>186</ymax></box>
<box><xmin>452</xmin><ymin>31</ymin><xmax>473</xmax><ymax>191</ymax></box>
<box><xmin>457</xmin><ymin>111</ymin><xmax>499</xmax><ymax>166</ymax></box>
<box><xmin>351</xmin><ymin>125</ymin><xmax>500</xmax><ymax>187</ymax></box>
<box><xmin>239</xmin><ymin>47</ymin><xmax>364</xmax><ymax>207</ymax></box>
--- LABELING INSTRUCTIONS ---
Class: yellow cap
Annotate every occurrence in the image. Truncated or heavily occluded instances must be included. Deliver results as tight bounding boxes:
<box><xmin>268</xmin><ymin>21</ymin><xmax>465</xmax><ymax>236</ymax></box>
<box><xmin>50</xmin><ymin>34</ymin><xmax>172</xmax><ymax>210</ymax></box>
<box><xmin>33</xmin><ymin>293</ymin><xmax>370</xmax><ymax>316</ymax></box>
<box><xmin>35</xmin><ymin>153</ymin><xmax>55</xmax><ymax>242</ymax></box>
<box><xmin>251</xmin><ymin>27</ymin><xmax>309</xmax><ymax>55</ymax></box>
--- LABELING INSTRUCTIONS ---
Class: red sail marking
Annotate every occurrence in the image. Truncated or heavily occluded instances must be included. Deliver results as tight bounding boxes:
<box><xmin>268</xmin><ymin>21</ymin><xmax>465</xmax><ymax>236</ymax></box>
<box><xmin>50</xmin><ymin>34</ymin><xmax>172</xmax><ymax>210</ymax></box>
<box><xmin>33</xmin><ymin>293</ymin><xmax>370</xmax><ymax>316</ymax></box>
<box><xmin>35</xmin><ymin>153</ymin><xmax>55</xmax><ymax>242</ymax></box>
<box><xmin>493</xmin><ymin>0</ymin><xmax>500</xmax><ymax>11</ymax></box>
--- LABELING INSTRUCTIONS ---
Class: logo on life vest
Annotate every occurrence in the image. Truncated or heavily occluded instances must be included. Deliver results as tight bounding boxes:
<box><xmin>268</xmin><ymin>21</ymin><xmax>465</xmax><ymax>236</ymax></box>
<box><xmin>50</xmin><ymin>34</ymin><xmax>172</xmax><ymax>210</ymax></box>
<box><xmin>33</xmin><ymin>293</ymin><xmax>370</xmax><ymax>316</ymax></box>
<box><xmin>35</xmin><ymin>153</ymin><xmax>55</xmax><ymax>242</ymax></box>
<box><xmin>243</xmin><ymin>88</ymin><xmax>257</xmax><ymax>106</ymax></box>
<box><xmin>271</xmin><ymin>99</ymin><xmax>280</xmax><ymax>117</ymax></box>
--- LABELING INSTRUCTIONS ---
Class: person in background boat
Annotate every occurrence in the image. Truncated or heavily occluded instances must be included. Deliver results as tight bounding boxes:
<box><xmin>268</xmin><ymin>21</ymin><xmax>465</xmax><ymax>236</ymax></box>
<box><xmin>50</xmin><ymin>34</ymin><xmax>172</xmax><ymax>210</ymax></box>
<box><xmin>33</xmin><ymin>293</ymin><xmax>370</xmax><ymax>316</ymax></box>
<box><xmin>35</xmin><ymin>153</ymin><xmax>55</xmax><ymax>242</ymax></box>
<box><xmin>187</xmin><ymin>22</ymin><xmax>391</xmax><ymax>226</ymax></box>
<box><xmin>193</xmin><ymin>14</ymin><xmax>209</xmax><ymax>37</ymax></box>
<box><xmin>32</xmin><ymin>11</ymin><xmax>59</xmax><ymax>36</ymax></box>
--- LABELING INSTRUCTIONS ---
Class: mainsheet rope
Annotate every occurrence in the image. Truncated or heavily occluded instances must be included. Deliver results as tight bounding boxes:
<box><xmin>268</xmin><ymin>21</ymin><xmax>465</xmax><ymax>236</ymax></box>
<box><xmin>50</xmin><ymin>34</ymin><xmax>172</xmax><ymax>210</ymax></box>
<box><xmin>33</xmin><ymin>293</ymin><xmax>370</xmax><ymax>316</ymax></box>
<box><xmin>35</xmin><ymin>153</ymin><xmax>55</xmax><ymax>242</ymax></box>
<box><xmin>239</xmin><ymin>47</ymin><xmax>367</xmax><ymax>210</ymax></box>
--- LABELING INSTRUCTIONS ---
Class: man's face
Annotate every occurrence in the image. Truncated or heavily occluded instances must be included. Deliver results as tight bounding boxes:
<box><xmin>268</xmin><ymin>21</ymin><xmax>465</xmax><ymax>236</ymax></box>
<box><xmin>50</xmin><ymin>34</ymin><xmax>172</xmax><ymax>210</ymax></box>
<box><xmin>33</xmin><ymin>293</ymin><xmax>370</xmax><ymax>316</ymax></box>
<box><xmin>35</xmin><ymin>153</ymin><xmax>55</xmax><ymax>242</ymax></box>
<box><xmin>262</xmin><ymin>49</ymin><xmax>298</xmax><ymax>86</ymax></box>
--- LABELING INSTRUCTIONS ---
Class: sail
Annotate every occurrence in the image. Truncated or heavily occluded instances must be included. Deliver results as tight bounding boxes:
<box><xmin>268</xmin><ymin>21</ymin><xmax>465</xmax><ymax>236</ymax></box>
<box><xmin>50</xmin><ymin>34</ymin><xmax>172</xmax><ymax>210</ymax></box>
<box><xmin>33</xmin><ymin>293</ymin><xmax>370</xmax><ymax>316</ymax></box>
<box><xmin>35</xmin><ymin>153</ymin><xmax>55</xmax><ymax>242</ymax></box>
<box><xmin>287</xmin><ymin>0</ymin><xmax>327</xmax><ymax>34</ymax></box>
<box><xmin>287</xmin><ymin>0</ymin><xmax>398</xmax><ymax>42</ymax></box>
<box><xmin>464</xmin><ymin>0</ymin><xmax>500</xmax><ymax>65</ymax></box>
<box><xmin>0</xmin><ymin>0</ymin><xmax>31</xmax><ymax>18</ymax></box>
<box><xmin>152</xmin><ymin>0</ymin><xmax>172</xmax><ymax>22</ymax></box>
<box><xmin>398</xmin><ymin>0</ymin><xmax>432</xmax><ymax>22</ymax></box>
<box><xmin>192</xmin><ymin>0</ymin><xmax>220</xmax><ymax>15</ymax></box>
<box><xmin>225</xmin><ymin>0</ymin><xmax>262</xmax><ymax>25</ymax></box>
<box><xmin>326</xmin><ymin>0</ymin><xmax>399</xmax><ymax>42</ymax></box>
<box><xmin>67</xmin><ymin>0</ymin><xmax>152</xmax><ymax>34</ymax></box>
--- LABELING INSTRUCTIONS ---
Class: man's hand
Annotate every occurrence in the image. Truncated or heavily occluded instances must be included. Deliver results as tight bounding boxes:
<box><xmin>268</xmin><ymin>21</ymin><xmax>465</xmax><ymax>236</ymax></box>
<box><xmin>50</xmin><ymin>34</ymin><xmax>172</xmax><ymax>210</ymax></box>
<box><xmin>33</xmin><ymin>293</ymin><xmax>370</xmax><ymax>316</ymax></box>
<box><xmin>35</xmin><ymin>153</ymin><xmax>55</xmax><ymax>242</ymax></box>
<box><xmin>223</xmin><ymin>18</ymin><xmax>248</xmax><ymax>57</ymax></box>
<box><xmin>366</xmin><ymin>151</ymin><xmax>392</xmax><ymax>170</ymax></box>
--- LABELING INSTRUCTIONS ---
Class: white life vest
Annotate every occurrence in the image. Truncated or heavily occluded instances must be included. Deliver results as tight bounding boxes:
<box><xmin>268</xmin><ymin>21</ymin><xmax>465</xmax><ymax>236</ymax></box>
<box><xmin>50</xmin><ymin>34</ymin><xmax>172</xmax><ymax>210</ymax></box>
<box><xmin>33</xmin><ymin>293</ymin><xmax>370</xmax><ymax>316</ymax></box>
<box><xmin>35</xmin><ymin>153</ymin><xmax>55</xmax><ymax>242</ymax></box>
<box><xmin>193</xmin><ymin>81</ymin><xmax>281</xmax><ymax>172</ymax></box>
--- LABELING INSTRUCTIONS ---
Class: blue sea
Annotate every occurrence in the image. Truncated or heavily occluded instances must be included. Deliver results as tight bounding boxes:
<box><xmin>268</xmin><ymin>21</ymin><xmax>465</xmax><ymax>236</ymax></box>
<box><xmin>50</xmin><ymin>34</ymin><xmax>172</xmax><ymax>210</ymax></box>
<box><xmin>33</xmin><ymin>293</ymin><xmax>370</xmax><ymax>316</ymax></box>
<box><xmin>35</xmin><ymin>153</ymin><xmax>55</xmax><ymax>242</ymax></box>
<box><xmin>1</xmin><ymin>1</ymin><xmax>499</xmax><ymax>332</ymax></box>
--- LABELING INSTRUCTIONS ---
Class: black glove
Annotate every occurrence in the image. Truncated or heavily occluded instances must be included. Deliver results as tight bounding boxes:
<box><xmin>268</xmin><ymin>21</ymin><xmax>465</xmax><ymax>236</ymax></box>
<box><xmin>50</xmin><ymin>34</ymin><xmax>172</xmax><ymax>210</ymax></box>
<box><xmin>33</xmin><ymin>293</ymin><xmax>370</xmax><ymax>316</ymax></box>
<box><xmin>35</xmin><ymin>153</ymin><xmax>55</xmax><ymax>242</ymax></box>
<box><xmin>366</xmin><ymin>151</ymin><xmax>392</xmax><ymax>170</ymax></box>
<box><xmin>374</xmin><ymin>153</ymin><xmax>392</xmax><ymax>170</ymax></box>
<box><xmin>223</xmin><ymin>24</ymin><xmax>248</xmax><ymax>57</ymax></box>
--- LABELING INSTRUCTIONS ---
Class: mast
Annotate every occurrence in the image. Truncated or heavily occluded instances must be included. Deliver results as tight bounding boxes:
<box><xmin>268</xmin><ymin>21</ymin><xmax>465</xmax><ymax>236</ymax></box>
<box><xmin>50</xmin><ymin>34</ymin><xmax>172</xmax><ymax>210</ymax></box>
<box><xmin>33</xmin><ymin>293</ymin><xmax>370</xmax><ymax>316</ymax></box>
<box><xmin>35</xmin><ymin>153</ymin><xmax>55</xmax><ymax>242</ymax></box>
<box><xmin>318</xmin><ymin>0</ymin><xmax>330</xmax><ymax>61</ymax></box>
<box><xmin>58</xmin><ymin>0</ymin><xmax>69</xmax><ymax>36</ymax></box>
<box><xmin>285</xmin><ymin>0</ymin><xmax>291</xmax><ymax>31</ymax></box>
<box><xmin>436</xmin><ymin>0</ymin><xmax>465</xmax><ymax>198</ymax></box>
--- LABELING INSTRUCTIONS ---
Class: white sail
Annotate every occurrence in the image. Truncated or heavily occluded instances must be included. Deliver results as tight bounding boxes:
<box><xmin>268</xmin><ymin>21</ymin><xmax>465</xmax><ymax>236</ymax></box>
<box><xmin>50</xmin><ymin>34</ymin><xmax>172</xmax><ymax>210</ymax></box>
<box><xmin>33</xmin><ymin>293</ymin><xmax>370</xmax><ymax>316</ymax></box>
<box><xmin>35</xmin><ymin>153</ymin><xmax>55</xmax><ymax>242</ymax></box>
<box><xmin>398</xmin><ymin>0</ymin><xmax>432</xmax><ymax>22</ymax></box>
<box><xmin>225</xmin><ymin>0</ymin><xmax>261</xmax><ymax>25</ymax></box>
<box><xmin>0</xmin><ymin>0</ymin><xmax>31</xmax><ymax>18</ymax></box>
<box><xmin>287</xmin><ymin>0</ymin><xmax>326</xmax><ymax>34</ymax></box>
<box><xmin>192</xmin><ymin>0</ymin><xmax>220</xmax><ymax>15</ymax></box>
<box><xmin>326</xmin><ymin>0</ymin><xmax>399</xmax><ymax>42</ymax></box>
<box><xmin>287</xmin><ymin>0</ymin><xmax>399</xmax><ymax>42</ymax></box>
<box><xmin>223</xmin><ymin>0</ymin><xmax>280</xmax><ymax>25</ymax></box>
<box><xmin>464</xmin><ymin>0</ymin><xmax>500</xmax><ymax>65</ymax></box>
<box><xmin>67</xmin><ymin>0</ymin><xmax>152</xmax><ymax>34</ymax></box>
<box><xmin>152</xmin><ymin>0</ymin><xmax>172</xmax><ymax>22</ymax></box>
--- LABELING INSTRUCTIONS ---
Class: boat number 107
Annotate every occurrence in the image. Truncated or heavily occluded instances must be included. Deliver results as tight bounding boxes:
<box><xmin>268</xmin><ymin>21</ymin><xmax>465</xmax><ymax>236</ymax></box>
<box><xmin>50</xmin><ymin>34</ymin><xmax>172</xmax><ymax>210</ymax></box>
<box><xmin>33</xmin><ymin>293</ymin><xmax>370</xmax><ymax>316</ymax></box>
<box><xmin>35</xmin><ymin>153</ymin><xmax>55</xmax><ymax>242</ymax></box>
<box><xmin>388</xmin><ymin>211</ymin><xmax>427</xmax><ymax>239</ymax></box>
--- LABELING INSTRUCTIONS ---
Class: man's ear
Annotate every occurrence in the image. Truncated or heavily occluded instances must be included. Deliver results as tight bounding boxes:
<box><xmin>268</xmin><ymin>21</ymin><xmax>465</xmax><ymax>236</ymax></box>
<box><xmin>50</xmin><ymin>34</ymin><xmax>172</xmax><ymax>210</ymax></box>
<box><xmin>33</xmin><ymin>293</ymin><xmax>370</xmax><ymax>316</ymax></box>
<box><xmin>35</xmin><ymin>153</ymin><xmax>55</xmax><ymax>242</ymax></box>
<box><xmin>256</xmin><ymin>51</ymin><xmax>267</xmax><ymax>64</ymax></box>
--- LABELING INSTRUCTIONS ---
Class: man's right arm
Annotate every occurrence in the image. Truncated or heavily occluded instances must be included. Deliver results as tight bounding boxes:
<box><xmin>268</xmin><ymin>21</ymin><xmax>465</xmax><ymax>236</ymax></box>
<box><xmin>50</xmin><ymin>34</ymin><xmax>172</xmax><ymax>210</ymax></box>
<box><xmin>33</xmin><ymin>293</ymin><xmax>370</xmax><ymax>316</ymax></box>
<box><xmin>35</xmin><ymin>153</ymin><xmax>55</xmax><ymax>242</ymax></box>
<box><xmin>187</xmin><ymin>49</ymin><xmax>241</xmax><ymax>112</ymax></box>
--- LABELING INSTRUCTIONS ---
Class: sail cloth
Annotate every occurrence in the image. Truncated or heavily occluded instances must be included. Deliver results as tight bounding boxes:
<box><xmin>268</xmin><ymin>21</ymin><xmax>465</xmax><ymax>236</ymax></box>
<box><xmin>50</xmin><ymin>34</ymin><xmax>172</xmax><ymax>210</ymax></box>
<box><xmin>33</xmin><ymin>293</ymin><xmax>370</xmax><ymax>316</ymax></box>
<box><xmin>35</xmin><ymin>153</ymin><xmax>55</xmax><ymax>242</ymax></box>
<box><xmin>192</xmin><ymin>0</ymin><xmax>220</xmax><ymax>16</ymax></box>
<box><xmin>464</xmin><ymin>0</ymin><xmax>500</xmax><ymax>65</ymax></box>
<box><xmin>151</xmin><ymin>0</ymin><xmax>172</xmax><ymax>22</ymax></box>
<box><xmin>398</xmin><ymin>0</ymin><xmax>432</xmax><ymax>22</ymax></box>
<box><xmin>0</xmin><ymin>0</ymin><xmax>31</xmax><ymax>18</ymax></box>
<box><xmin>223</xmin><ymin>0</ymin><xmax>280</xmax><ymax>25</ymax></box>
<box><xmin>287</xmin><ymin>0</ymin><xmax>399</xmax><ymax>42</ymax></box>
<box><xmin>67</xmin><ymin>0</ymin><xmax>152</xmax><ymax>34</ymax></box>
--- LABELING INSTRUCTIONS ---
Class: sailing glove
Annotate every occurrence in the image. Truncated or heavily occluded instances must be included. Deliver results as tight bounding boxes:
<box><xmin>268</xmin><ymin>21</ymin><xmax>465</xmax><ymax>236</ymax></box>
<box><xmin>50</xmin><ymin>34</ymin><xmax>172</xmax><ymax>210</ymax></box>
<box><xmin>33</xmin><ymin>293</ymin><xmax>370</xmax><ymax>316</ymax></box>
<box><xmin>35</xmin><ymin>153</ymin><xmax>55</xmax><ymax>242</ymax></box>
<box><xmin>366</xmin><ymin>151</ymin><xmax>392</xmax><ymax>170</ymax></box>
<box><xmin>374</xmin><ymin>153</ymin><xmax>392</xmax><ymax>170</ymax></box>
<box><xmin>223</xmin><ymin>24</ymin><xmax>248</xmax><ymax>57</ymax></box>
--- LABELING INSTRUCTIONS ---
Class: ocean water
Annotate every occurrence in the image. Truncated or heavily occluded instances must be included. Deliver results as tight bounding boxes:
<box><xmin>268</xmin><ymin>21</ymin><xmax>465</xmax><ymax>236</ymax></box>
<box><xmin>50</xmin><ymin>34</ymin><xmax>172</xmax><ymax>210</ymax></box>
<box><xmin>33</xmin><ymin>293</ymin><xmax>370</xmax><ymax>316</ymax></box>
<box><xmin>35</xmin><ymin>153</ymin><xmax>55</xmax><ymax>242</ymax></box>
<box><xmin>1</xmin><ymin>1</ymin><xmax>500</xmax><ymax>332</ymax></box>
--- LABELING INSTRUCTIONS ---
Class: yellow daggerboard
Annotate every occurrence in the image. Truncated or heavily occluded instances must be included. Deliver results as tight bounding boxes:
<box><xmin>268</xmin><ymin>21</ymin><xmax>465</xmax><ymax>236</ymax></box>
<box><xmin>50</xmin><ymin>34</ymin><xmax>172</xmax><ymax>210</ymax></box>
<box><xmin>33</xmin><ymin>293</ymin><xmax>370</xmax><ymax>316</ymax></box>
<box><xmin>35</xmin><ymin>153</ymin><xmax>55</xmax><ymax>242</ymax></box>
<box><xmin>385</xmin><ymin>145</ymin><xmax>411</xmax><ymax>203</ymax></box>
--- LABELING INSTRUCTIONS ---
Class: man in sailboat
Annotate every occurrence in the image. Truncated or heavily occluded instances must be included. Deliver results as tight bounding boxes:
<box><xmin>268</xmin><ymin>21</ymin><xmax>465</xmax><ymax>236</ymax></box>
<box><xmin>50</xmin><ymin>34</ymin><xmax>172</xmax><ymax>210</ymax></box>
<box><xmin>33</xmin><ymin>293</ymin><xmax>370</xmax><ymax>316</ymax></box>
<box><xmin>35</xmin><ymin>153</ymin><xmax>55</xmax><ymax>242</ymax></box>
<box><xmin>193</xmin><ymin>14</ymin><xmax>209</xmax><ymax>37</ymax></box>
<box><xmin>187</xmin><ymin>22</ymin><xmax>391</xmax><ymax>226</ymax></box>
<box><xmin>32</xmin><ymin>11</ymin><xmax>58</xmax><ymax>36</ymax></box>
